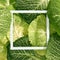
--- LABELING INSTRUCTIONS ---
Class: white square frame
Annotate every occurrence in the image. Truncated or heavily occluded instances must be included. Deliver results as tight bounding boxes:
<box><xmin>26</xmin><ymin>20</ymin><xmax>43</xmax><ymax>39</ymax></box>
<box><xmin>10</xmin><ymin>10</ymin><xmax>49</xmax><ymax>50</ymax></box>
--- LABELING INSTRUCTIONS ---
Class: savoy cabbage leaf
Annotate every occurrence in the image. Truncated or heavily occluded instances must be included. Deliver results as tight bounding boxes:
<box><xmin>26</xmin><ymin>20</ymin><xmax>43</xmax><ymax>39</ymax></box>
<box><xmin>48</xmin><ymin>0</ymin><xmax>60</xmax><ymax>36</ymax></box>
<box><xmin>0</xmin><ymin>9</ymin><xmax>11</xmax><ymax>36</ymax></box>
<box><xmin>0</xmin><ymin>5</ymin><xmax>15</xmax><ymax>44</ymax></box>
<box><xmin>12</xmin><ymin>0</ymin><xmax>49</xmax><ymax>24</ymax></box>
<box><xmin>0</xmin><ymin>5</ymin><xmax>15</xmax><ymax>60</ymax></box>
<box><xmin>13</xmin><ymin>36</ymin><xmax>31</xmax><ymax>47</ymax></box>
<box><xmin>20</xmin><ymin>13</ymin><xmax>39</xmax><ymax>24</ymax></box>
<box><xmin>7</xmin><ymin>36</ymin><xmax>46</xmax><ymax>60</ymax></box>
<box><xmin>28</xmin><ymin>15</ymin><xmax>46</xmax><ymax>46</ymax></box>
<box><xmin>0</xmin><ymin>8</ymin><xmax>11</xmax><ymax>44</ymax></box>
<box><xmin>0</xmin><ymin>42</ymin><xmax>7</xmax><ymax>60</ymax></box>
<box><xmin>14</xmin><ymin>0</ymin><xmax>48</xmax><ymax>10</ymax></box>
<box><xmin>46</xmin><ymin>33</ymin><xmax>60</xmax><ymax>60</ymax></box>
<box><xmin>11</xmin><ymin>14</ymin><xmax>29</xmax><ymax>41</ymax></box>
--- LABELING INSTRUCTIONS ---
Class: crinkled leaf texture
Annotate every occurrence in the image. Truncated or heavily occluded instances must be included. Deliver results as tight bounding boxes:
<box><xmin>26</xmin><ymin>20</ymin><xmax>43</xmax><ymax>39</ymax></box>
<box><xmin>28</xmin><ymin>15</ymin><xmax>46</xmax><ymax>46</ymax></box>
<box><xmin>14</xmin><ymin>0</ymin><xmax>48</xmax><ymax>10</ymax></box>
<box><xmin>13</xmin><ymin>36</ymin><xmax>31</xmax><ymax>47</ymax></box>
<box><xmin>0</xmin><ymin>4</ymin><xmax>15</xmax><ymax>45</ymax></box>
<box><xmin>7</xmin><ymin>36</ymin><xmax>46</xmax><ymax>60</ymax></box>
<box><xmin>46</xmin><ymin>33</ymin><xmax>60</xmax><ymax>60</ymax></box>
<box><xmin>0</xmin><ymin>6</ymin><xmax>14</xmax><ymax>60</ymax></box>
<box><xmin>0</xmin><ymin>8</ymin><xmax>11</xmax><ymax>36</ymax></box>
<box><xmin>12</xmin><ymin>14</ymin><xmax>29</xmax><ymax>41</ymax></box>
<box><xmin>0</xmin><ymin>8</ymin><xmax>11</xmax><ymax>43</ymax></box>
<box><xmin>20</xmin><ymin>13</ymin><xmax>39</xmax><ymax>24</ymax></box>
<box><xmin>13</xmin><ymin>0</ymin><xmax>49</xmax><ymax>24</ymax></box>
<box><xmin>48</xmin><ymin>0</ymin><xmax>60</xmax><ymax>35</ymax></box>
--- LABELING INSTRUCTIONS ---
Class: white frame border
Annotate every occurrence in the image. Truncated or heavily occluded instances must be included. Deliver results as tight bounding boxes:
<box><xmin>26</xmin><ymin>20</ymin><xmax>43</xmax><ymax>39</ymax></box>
<box><xmin>10</xmin><ymin>10</ymin><xmax>49</xmax><ymax>50</ymax></box>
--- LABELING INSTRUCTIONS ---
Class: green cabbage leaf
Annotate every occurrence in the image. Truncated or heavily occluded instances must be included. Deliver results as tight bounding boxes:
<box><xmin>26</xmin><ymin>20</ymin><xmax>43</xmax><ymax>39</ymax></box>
<box><xmin>48</xmin><ymin>0</ymin><xmax>60</xmax><ymax>36</ymax></box>
<box><xmin>28</xmin><ymin>15</ymin><xmax>46</xmax><ymax>46</ymax></box>
<box><xmin>7</xmin><ymin>36</ymin><xmax>46</xmax><ymax>60</ymax></box>
<box><xmin>13</xmin><ymin>0</ymin><xmax>49</xmax><ymax>24</ymax></box>
<box><xmin>46</xmin><ymin>33</ymin><xmax>60</xmax><ymax>60</ymax></box>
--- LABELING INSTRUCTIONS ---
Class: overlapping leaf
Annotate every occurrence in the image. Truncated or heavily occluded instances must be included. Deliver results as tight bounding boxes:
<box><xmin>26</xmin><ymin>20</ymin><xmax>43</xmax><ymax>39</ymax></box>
<box><xmin>46</xmin><ymin>33</ymin><xmax>60</xmax><ymax>60</ymax></box>
<box><xmin>0</xmin><ymin>42</ymin><xmax>7</xmax><ymax>60</ymax></box>
<box><xmin>14</xmin><ymin>0</ymin><xmax>48</xmax><ymax>10</ymax></box>
<box><xmin>12</xmin><ymin>14</ymin><xmax>29</xmax><ymax>41</ymax></box>
<box><xmin>13</xmin><ymin>0</ymin><xmax>49</xmax><ymax>24</ymax></box>
<box><xmin>28</xmin><ymin>15</ymin><xmax>46</xmax><ymax>46</ymax></box>
<box><xmin>7</xmin><ymin>36</ymin><xmax>46</xmax><ymax>60</ymax></box>
<box><xmin>0</xmin><ymin>8</ymin><xmax>11</xmax><ymax>43</ymax></box>
<box><xmin>48</xmin><ymin>0</ymin><xmax>60</xmax><ymax>35</ymax></box>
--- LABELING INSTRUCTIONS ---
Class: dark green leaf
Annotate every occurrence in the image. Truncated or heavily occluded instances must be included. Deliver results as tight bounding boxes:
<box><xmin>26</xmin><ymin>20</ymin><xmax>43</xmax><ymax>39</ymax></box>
<box><xmin>10</xmin><ymin>0</ymin><xmax>15</xmax><ymax>4</ymax></box>
<box><xmin>48</xmin><ymin>0</ymin><xmax>60</xmax><ymax>35</ymax></box>
<box><xmin>14</xmin><ymin>0</ymin><xmax>48</xmax><ymax>10</ymax></box>
<box><xmin>7</xmin><ymin>36</ymin><xmax>46</xmax><ymax>60</ymax></box>
<box><xmin>20</xmin><ymin>13</ymin><xmax>39</xmax><ymax>24</ymax></box>
<box><xmin>46</xmin><ymin>33</ymin><xmax>60</xmax><ymax>60</ymax></box>
<box><xmin>13</xmin><ymin>36</ymin><xmax>32</xmax><ymax>47</ymax></box>
<box><xmin>13</xmin><ymin>0</ymin><xmax>49</xmax><ymax>24</ymax></box>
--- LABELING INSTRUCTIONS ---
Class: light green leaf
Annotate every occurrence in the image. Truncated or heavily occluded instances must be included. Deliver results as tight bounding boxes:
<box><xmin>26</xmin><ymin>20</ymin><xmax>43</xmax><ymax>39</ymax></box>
<box><xmin>28</xmin><ymin>15</ymin><xmax>46</xmax><ymax>46</ymax></box>
<box><xmin>0</xmin><ymin>8</ymin><xmax>11</xmax><ymax>42</ymax></box>
<box><xmin>0</xmin><ymin>42</ymin><xmax>7</xmax><ymax>60</ymax></box>
<box><xmin>10</xmin><ymin>14</ymin><xmax>29</xmax><ymax>41</ymax></box>
<box><xmin>0</xmin><ymin>0</ymin><xmax>6</xmax><ymax>8</ymax></box>
<box><xmin>35</xmin><ymin>50</ymin><xmax>46</xmax><ymax>56</ymax></box>
<box><xmin>0</xmin><ymin>5</ymin><xmax>14</xmax><ymax>44</ymax></box>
